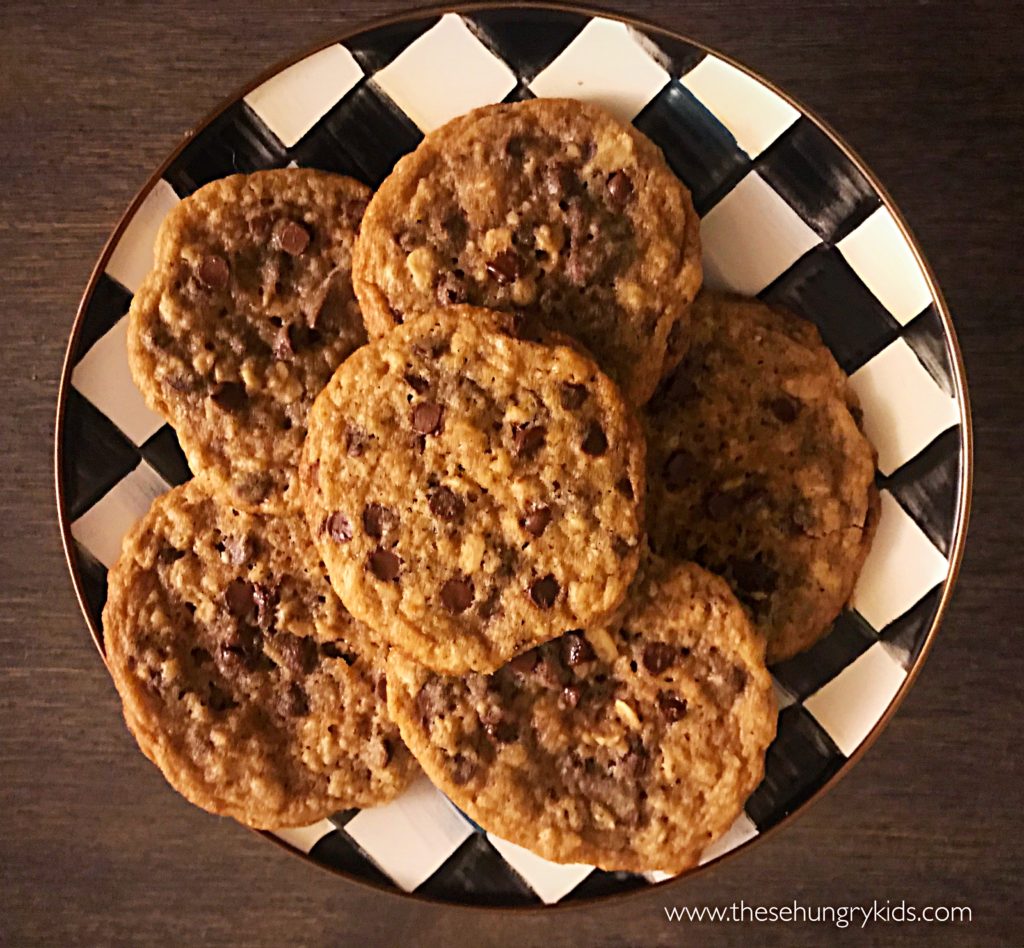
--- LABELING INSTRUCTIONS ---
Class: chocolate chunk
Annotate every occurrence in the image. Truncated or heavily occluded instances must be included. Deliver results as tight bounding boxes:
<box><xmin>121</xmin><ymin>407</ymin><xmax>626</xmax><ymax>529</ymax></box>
<box><xmin>559</xmin><ymin>382</ymin><xmax>588</xmax><ymax>410</ymax></box>
<box><xmin>705</xmin><ymin>490</ymin><xmax>738</xmax><ymax>521</ymax></box>
<box><xmin>220</xmin><ymin>625</ymin><xmax>263</xmax><ymax>671</ymax></box>
<box><xmin>513</xmin><ymin>424</ymin><xmax>546</xmax><ymax>459</ymax></box>
<box><xmin>224</xmin><ymin>579</ymin><xmax>258</xmax><ymax>621</ymax></box>
<box><xmin>508</xmin><ymin>651</ymin><xmax>539</xmax><ymax>677</ymax></box>
<box><xmin>768</xmin><ymin>395</ymin><xmax>801</xmax><ymax>424</ymax></box>
<box><xmin>662</xmin><ymin>449</ymin><xmax>695</xmax><ymax>491</ymax></box>
<box><xmin>544</xmin><ymin>161</ymin><xmax>576</xmax><ymax>197</ymax></box>
<box><xmin>209</xmin><ymin>381</ymin><xmax>246</xmax><ymax>411</ymax></box>
<box><xmin>642</xmin><ymin>641</ymin><xmax>676</xmax><ymax>675</ymax></box>
<box><xmin>411</xmin><ymin>401</ymin><xmax>443</xmax><ymax>435</ymax></box>
<box><xmin>274</xmin><ymin>220</ymin><xmax>310</xmax><ymax>256</ymax></box>
<box><xmin>560</xmin><ymin>684</ymin><xmax>581</xmax><ymax>709</ymax></box>
<box><xmin>561</xmin><ymin>632</ymin><xmax>595</xmax><ymax>667</ymax></box>
<box><xmin>279</xmin><ymin>682</ymin><xmax>310</xmax><ymax>717</ymax></box>
<box><xmin>657</xmin><ymin>692</ymin><xmax>688</xmax><ymax>721</ymax></box>
<box><xmin>435</xmin><ymin>270</ymin><xmax>467</xmax><ymax>305</ymax></box>
<box><xmin>416</xmin><ymin>679</ymin><xmax>446</xmax><ymax>723</ymax></box>
<box><xmin>323</xmin><ymin>512</ymin><xmax>353</xmax><ymax>543</ymax></box>
<box><xmin>484</xmin><ymin>719</ymin><xmax>518</xmax><ymax>744</ymax></box>
<box><xmin>449</xmin><ymin>754</ymin><xmax>477</xmax><ymax>785</ymax></box>
<box><xmin>247</xmin><ymin>214</ymin><xmax>272</xmax><ymax>241</ymax></box>
<box><xmin>276</xmin><ymin>633</ymin><xmax>318</xmax><ymax>675</ymax></box>
<box><xmin>197</xmin><ymin>254</ymin><xmax>230</xmax><ymax>290</ymax></box>
<box><xmin>363</xmin><ymin>503</ymin><xmax>397</xmax><ymax>540</ymax></box>
<box><xmin>429</xmin><ymin>486</ymin><xmax>464</xmax><ymax>522</ymax></box>
<box><xmin>486</xmin><ymin>250</ymin><xmax>521</xmax><ymax>285</ymax></box>
<box><xmin>616</xmin><ymin>477</ymin><xmax>635</xmax><ymax>500</ymax></box>
<box><xmin>404</xmin><ymin>373</ymin><xmax>430</xmax><ymax>394</ymax></box>
<box><xmin>345</xmin><ymin>425</ymin><xmax>368</xmax><ymax>458</ymax></box>
<box><xmin>530</xmin><ymin>575</ymin><xmax>559</xmax><ymax>609</ymax></box>
<box><xmin>581</xmin><ymin>422</ymin><xmax>608</xmax><ymax>456</ymax></box>
<box><xmin>606</xmin><ymin>171</ymin><xmax>634</xmax><ymax>208</ymax></box>
<box><xmin>522</xmin><ymin>503</ymin><xmax>552</xmax><ymax>537</ymax></box>
<box><xmin>440</xmin><ymin>577</ymin><xmax>474</xmax><ymax>613</ymax></box>
<box><xmin>251</xmin><ymin>583</ymin><xmax>275</xmax><ymax>628</ymax></box>
<box><xmin>368</xmin><ymin>549</ymin><xmax>400</xmax><ymax>582</ymax></box>
<box><xmin>730</xmin><ymin>558</ymin><xmax>779</xmax><ymax>594</ymax></box>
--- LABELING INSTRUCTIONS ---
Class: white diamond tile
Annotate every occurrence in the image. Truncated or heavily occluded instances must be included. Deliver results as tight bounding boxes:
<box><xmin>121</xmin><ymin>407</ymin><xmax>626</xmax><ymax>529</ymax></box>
<box><xmin>699</xmin><ymin>811</ymin><xmax>759</xmax><ymax>866</ymax></box>
<box><xmin>700</xmin><ymin>172</ymin><xmax>820</xmax><ymax>295</ymax></box>
<box><xmin>71</xmin><ymin>316</ymin><xmax>164</xmax><ymax>445</ymax></box>
<box><xmin>838</xmin><ymin>206</ymin><xmax>933</xmax><ymax>325</ymax></box>
<box><xmin>343</xmin><ymin>775</ymin><xmax>473</xmax><ymax>892</ymax></box>
<box><xmin>70</xmin><ymin>461</ymin><xmax>171</xmax><ymax>569</ymax></box>
<box><xmin>271</xmin><ymin>818</ymin><xmax>336</xmax><ymax>854</ymax></box>
<box><xmin>372</xmin><ymin>13</ymin><xmax>516</xmax><ymax>132</ymax></box>
<box><xmin>805</xmin><ymin>642</ymin><xmax>908</xmax><ymax>756</ymax></box>
<box><xmin>681</xmin><ymin>55</ymin><xmax>799</xmax><ymax>158</ymax></box>
<box><xmin>850</xmin><ymin>338</ymin><xmax>959</xmax><ymax>476</ymax></box>
<box><xmin>851</xmin><ymin>492</ymin><xmax>948</xmax><ymax>631</ymax></box>
<box><xmin>244</xmin><ymin>44</ymin><xmax>363</xmax><ymax>148</ymax></box>
<box><xmin>105</xmin><ymin>179</ymin><xmax>180</xmax><ymax>293</ymax></box>
<box><xmin>529</xmin><ymin>17</ymin><xmax>669</xmax><ymax>122</ymax></box>
<box><xmin>486</xmin><ymin>834</ymin><xmax>593</xmax><ymax>904</ymax></box>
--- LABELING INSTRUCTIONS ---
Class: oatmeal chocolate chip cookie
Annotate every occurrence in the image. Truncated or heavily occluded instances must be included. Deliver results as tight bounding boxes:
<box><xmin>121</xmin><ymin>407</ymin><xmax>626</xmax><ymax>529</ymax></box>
<box><xmin>301</xmin><ymin>305</ymin><xmax>646</xmax><ymax>675</ymax></box>
<box><xmin>352</xmin><ymin>99</ymin><xmax>702</xmax><ymax>406</ymax></box>
<box><xmin>387</xmin><ymin>556</ymin><xmax>776</xmax><ymax>873</ymax></box>
<box><xmin>645</xmin><ymin>291</ymin><xmax>879</xmax><ymax>663</ymax></box>
<box><xmin>102</xmin><ymin>480</ymin><xmax>417</xmax><ymax>829</ymax></box>
<box><xmin>128</xmin><ymin>169</ymin><xmax>371</xmax><ymax>514</ymax></box>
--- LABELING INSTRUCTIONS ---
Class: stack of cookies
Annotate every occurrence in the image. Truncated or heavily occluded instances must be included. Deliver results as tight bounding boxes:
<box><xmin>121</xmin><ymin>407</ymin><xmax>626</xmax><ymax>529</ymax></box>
<box><xmin>106</xmin><ymin>98</ymin><xmax>877</xmax><ymax>874</ymax></box>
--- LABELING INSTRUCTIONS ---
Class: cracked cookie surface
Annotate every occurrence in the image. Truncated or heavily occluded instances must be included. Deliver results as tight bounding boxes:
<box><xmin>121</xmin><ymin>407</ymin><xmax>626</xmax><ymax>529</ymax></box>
<box><xmin>128</xmin><ymin>169</ymin><xmax>371</xmax><ymax>514</ymax></box>
<box><xmin>102</xmin><ymin>480</ymin><xmax>416</xmax><ymax>829</ymax></box>
<box><xmin>644</xmin><ymin>291</ymin><xmax>879</xmax><ymax>663</ymax></box>
<box><xmin>353</xmin><ymin>99</ymin><xmax>702</xmax><ymax>406</ymax></box>
<box><xmin>301</xmin><ymin>306</ymin><xmax>646</xmax><ymax>674</ymax></box>
<box><xmin>387</xmin><ymin>557</ymin><xmax>776</xmax><ymax>872</ymax></box>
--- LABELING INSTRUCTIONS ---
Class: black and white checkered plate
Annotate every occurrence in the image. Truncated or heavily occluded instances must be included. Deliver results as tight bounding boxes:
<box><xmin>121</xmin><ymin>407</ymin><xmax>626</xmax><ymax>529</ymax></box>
<box><xmin>56</xmin><ymin>4</ymin><xmax>971</xmax><ymax>908</ymax></box>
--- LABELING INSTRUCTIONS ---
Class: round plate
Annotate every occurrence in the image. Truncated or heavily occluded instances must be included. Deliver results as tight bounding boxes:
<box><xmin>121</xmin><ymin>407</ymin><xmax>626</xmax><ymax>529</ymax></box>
<box><xmin>55</xmin><ymin>3</ymin><xmax>971</xmax><ymax>910</ymax></box>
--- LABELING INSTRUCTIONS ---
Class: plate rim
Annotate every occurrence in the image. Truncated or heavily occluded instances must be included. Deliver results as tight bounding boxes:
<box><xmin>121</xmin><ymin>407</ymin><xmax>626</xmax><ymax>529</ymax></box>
<box><xmin>53</xmin><ymin>0</ymin><xmax>975</xmax><ymax>912</ymax></box>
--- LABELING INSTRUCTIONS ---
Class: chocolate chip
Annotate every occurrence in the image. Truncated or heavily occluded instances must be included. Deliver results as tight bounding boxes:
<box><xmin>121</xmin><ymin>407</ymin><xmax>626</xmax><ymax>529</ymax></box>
<box><xmin>450</xmin><ymin>754</ymin><xmax>477</xmax><ymax>785</ymax></box>
<box><xmin>197</xmin><ymin>254</ymin><xmax>229</xmax><ymax>289</ymax></box>
<box><xmin>561</xmin><ymin>632</ymin><xmax>595</xmax><ymax>667</ymax></box>
<box><xmin>769</xmin><ymin>395</ymin><xmax>801</xmax><ymax>424</ymax></box>
<box><xmin>663</xmin><ymin>449</ymin><xmax>695</xmax><ymax>491</ymax></box>
<box><xmin>411</xmin><ymin>401</ymin><xmax>443</xmax><ymax>435</ymax></box>
<box><xmin>642</xmin><ymin>641</ymin><xmax>677</xmax><ymax>675</ymax></box>
<box><xmin>616</xmin><ymin>477</ymin><xmax>635</xmax><ymax>500</ymax></box>
<box><xmin>559</xmin><ymin>383</ymin><xmax>588</xmax><ymax>410</ymax></box>
<box><xmin>224</xmin><ymin>579</ymin><xmax>258</xmax><ymax>621</ymax></box>
<box><xmin>560</xmin><ymin>684</ymin><xmax>581</xmax><ymax>709</ymax></box>
<box><xmin>486</xmin><ymin>250</ymin><xmax>521</xmax><ymax>285</ymax></box>
<box><xmin>440</xmin><ymin>577</ymin><xmax>474</xmax><ymax>613</ymax></box>
<box><xmin>247</xmin><ymin>214</ymin><xmax>272</xmax><ymax>241</ymax></box>
<box><xmin>404</xmin><ymin>373</ymin><xmax>429</xmax><ymax>394</ymax></box>
<box><xmin>209</xmin><ymin>381</ymin><xmax>246</xmax><ymax>411</ymax></box>
<box><xmin>484</xmin><ymin>719</ymin><xmax>518</xmax><ymax>744</ymax></box>
<box><xmin>705</xmin><ymin>491</ymin><xmax>738</xmax><ymax>520</ymax></box>
<box><xmin>369</xmin><ymin>549</ymin><xmax>400</xmax><ymax>582</ymax></box>
<box><xmin>508</xmin><ymin>651</ymin><xmax>538</xmax><ymax>677</ymax></box>
<box><xmin>581</xmin><ymin>422</ymin><xmax>608</xmax><ymax>456</ymax></box>
<box><xmin>513</xmin><ymin>424</ymin><xmax>546</xmax><ymax>459</ymax></box>
<box><xmin>658</xmin><ymin>692</ymin><xmax>688</xmax><ymax>721</ymax></box>
<box><xmin>544</xmin><ymin>161</ymin><xmax>576</xmax><ymax>197</ymax></box>
<box><xmin>429</xmin><ymin>487</ymin><xmax>464</xmax><ymax>522</ymax></box>
<box><xmin>607</xmin><ymin>171</ymin><xmax>634</xmax><ymax>208</ymax></box>
<box><xmin>323</xmin><ymin>512</ymin><xmax>353</xmax><ymax>543</ymax></box>
<box><xmin>435</xmin><ymin>270</ymin><xmax>467</xmax><ymax>305</ymax></box>
<box><xmin>274</xmin><ymin>220</ymin><xmax>310</xmax><ymax>256</ymax></box>
<box><xmin>731</xmin><ymin>558</ymin><xmax>779</xmax><ymax>594</ymax></box>
<box><xmin>363</xmin><ymin>503</ymin><xmax>397</xmax><ymax>540</ymax></box>
<box><xmin>276</xmin><ymin>633</ymin><xmax>318</xmax><ymax>675</ymax></box>
<box><xmin>220</xmin><ymin>625</ymin><xmax>263</xmax><ymax>671</ymax></box>
<box><xmin>530</xmin><ymin>575</ymin><xmax>559</xmax><ymax>609</ymax></box>
<box><xmin>522</xmin><ymin>503</ymin><xmax>552</xmax><ymax>537</ymax></box>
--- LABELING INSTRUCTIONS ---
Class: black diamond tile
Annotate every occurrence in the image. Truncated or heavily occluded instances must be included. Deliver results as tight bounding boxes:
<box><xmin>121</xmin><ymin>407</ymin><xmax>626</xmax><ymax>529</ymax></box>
<box><xmin>757</xmin><ymin>118</ymin><xmax>881</xmax><ymax>243</ymax></box>
<box><xmin>62</xmin><ymin>388</ymin><xmax>141</xmax><ymax>522</ymax></box>
<box><xmin>327</xmin><ymin>808</ymin><xmax>358</xmax><ymax>830</ymax></box>
<box><xmin>291</xmin><ymin>82</ymin><xmax>422</xmax><ymax>188</ymax></box>
<box><xmin>308</xmin><ymin>831</ymin><xmax>393</xmax><ymax>888</ymax></box>
<box><xmin>878</xmin><ymin>585</ymin><xmax>942</xmax><ymax>670</ymax></box>
<box><xmin>416</xmin><ymin>834</ymin><xmax>538</xmax><ymax>906</ymax></box>
<box><xmin>634</xmin><ymin>27</ymin><xmax>706</xmax><ymax>78</ymax></box>
<box><xmin>562</xmin><ymin>869</ymin><xmax>646</xmax><ymax>902</ymax></box>
<box><xmin>633</xmin><ymin>82</ymin><xmax>750</xmax><ymax>215</ymax></box>
<box><xmin>502</xmin><ymin>81</ymin><xmax>537</xmax><ymax>104</ymax></box>
<box><xmin>75</xmin><ymin>273</ymin><xmax>133</xmax><ymax>361</ymax></box>
<box><xmin>745</xmin><ymin>706</ymin><xmax>845</xmax><ymax>830</ymax></box>
<box><xmin>164</xmin><ymin>101</ymin><xmax>288</xmax><ymax>196</ymax></box>
<box><xmin>73</xmin><ymin>541</ymin><xmax>108</xmax><ymax>638</ymax></box>
<box><xmin>761</xmin><ymin>246</ymin><xmax>901</xmax><ymax>373</ymax></box>
<box><xmin>901</xmin><ymin>304</ymin><xmax>957</xmax><ymax>397</ymax></box>
<box><xmin>465</xmin><ymin>9</ymin><xmax>588</xmax><ymax>82</ymax></box>
<box><xmin>883</xmin><ymin>428</ymin><xmax>961</xmax><ymax>558</ymax></box>
<box><xmin>345</xmin><ymin>15</ymin><xmax>440</xmax><ymax>74</ymax></box>
<box><xmin>138</xmin><ymin>425</ymin><xmax>192</xmax><ymax>488</ymax></box>
<box><xmin>770</xmin><ymin>610</ymin><xmax>879</xmax><ymax>701</ymax></box>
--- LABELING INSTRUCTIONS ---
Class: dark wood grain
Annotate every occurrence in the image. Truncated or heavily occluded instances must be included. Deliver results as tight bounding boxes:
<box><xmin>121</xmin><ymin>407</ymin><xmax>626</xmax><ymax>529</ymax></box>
<box><xmin>1</xmin><ymin>0</ymin><xmax>1021</xmax><ymax>944</ymax></box>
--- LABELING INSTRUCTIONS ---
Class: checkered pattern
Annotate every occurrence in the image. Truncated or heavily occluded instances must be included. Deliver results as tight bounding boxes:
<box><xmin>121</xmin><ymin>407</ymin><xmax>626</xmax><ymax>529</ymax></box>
<box><xmin>58</xmin><ymin>10</ymin><xmax>966</xmax><ymax>907</ymax></box>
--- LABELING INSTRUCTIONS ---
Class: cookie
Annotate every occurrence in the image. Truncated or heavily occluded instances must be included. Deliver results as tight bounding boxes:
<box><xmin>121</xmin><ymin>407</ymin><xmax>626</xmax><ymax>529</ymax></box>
<box><xmin>352</xmin><ymin>98</ymin><xmax>702</xmax><ymax>406</ymax></box>
<box><xmin>387</xmin><ymin>557</ymin><xmax>776</xmax><ymax>873</ymax></box>
<box><xmin>102</xmin><ymin>480</ymin><xmax>417</xmax><ymax>829</ymax></box>
<box><xmin>301</xmin><ymin>305</ymin><xmax>646</xmax><ymax>675</ymax></box>
<box><xmin>128</xmin><ymin>169</ymin><xmax>371</xmax><ymax>514</ymax></box>
<box><xmin>644</xmin><ymin>291</ymin><xmax>879</xmax><ymax>663</ymax></box>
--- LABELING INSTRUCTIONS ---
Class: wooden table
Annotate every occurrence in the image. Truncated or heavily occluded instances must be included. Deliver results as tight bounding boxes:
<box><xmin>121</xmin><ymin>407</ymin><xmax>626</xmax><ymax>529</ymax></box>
<box><xmin>2</xmin><ymin>1</ymin><xmax>1020</xmax><ymax>944</ymax></box>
